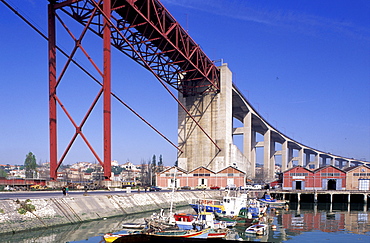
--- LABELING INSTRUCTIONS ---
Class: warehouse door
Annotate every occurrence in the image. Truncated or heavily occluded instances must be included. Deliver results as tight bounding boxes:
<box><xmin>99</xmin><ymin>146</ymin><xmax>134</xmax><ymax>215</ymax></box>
<box><xmin>327</xmin><ymin>179</ymin><xmax>336</xmax><ymax>190</ymax></box>
<box><xmin>296</xmin><ymin>181</ymin><xmax>302</xmax><ymax>190</ymax></box>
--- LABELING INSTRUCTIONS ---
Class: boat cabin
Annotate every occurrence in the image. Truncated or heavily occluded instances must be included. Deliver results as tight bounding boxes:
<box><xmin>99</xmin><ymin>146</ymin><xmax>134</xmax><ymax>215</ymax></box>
<box><xmin>173</xmin><ymin>213</ymin><xmax>195</xmax><ymax>222</ymax></box>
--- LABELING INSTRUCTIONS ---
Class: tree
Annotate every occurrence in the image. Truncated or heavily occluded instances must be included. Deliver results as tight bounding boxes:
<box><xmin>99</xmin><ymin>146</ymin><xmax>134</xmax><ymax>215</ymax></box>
<box><xmin>151</xmin><ymin>155</ymin><xmax>157</xmax><ymax>185</ymax></box>
<box><xmin>152</xmin><ymin>155</ymin><xmax>157</xmax><ymax>167</ymax></box>
<box><xmin>0</xmin><ymin>168</ymin><xmax>7</xmax><ymax>178</ymax></box>
<box><xmin>24</xmin><ymin>152</ymin><xmax>37</xmax><ymax>178</ymax></box>
<box><xmin>111</xmin><ymin>166</ymin><xmax>124</xmax><ymax>175</ymax></box>
<box><xmin>85</xmin><ymin>168</ymin><xmax>94</xmax><ymax>173</ymax></box>
<box><xmin>139</xmin><ymin>159</ymin><xmax>150</xmax><ymax>186</ymax></box>
<box><xmin>254</xmin><ymin>165</ymin><xmax>270</xmax><ymax>184</ymax></box>
<box><xmin>158</xmin><ymin>154</ymin><xmax>164</xmax><ymax>172</ymax></box>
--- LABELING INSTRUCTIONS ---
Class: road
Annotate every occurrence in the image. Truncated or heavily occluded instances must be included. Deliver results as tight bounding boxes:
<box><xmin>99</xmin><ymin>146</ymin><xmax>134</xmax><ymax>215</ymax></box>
<box><xmin>0</xmin><ymin>189</ymin><xmax>173</xmax><ymax>200</ymax></box>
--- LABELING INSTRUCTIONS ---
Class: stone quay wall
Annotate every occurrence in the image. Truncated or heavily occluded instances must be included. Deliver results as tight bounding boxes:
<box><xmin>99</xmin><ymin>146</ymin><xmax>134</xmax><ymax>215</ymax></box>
<box><xmin>0</xmin><ymin>190</ymin><xmax>223</xmax><ymax>234</ymax></box>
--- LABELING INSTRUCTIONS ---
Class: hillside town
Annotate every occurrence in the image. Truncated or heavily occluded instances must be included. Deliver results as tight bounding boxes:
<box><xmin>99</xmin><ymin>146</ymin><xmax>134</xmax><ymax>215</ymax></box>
<box><xmin>0</xmin><ymin>159</ymin><xmax>163</xmax><ymax>188</ymax></box>
<box><xmin>0</xmin><ymin>153</ymin><xmax>280</xmax><ymax>190</ymax></box>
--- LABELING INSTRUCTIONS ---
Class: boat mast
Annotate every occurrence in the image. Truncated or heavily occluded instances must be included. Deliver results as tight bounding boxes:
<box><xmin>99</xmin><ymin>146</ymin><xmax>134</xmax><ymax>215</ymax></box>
<box><xmin>169</xmin><ymin>167</ymin><xmax>177</xmax><ymax>215</ymax></box>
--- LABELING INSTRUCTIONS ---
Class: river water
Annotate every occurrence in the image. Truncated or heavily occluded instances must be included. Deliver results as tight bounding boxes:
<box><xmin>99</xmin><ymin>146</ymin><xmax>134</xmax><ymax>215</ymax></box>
<box><xmin>1</xmin><ymin>203</ymin><xmax>369</xmax><ymax>242</ymax></box>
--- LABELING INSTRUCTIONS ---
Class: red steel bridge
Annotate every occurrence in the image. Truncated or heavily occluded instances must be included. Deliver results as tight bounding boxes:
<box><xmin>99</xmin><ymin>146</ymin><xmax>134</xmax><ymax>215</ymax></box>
<box><xmin>46</xmin><ymin>0</ymin><xmax>220</xmax><ymax>180</ymax></box>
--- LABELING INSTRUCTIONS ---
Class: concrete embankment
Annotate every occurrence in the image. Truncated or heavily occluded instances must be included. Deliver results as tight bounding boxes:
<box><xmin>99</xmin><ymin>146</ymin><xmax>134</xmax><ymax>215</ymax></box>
<box><xmin>0</xmin><ymin>190</ymin><xmax>223</xmax><ymax>234</ymax></box>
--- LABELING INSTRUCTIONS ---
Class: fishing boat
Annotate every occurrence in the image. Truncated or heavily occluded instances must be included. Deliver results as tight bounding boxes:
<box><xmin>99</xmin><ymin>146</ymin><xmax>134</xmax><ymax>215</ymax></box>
<box><xmin>213</xmin><ymin>198</ymin><xmax>267</xmax><ymax>226</ymax></box>
<box><xmin>150</xmin><ymin>228</ymin><xmax>210</xmax><ymax>238</ymax></box>
<box><xmin>145</xmin><ymin>208</ymin><xmax>177</xmax><ymax>231</ymax></box>
<box><xmin>112</xmin><ymin>233</ymin><xmax>242</xmax><ymax>242</ymax></box>
<box><xmin>189</xmin><ymin>198</ymin><xmax>224</xmax><ymax>214</ymax></box>
<box><xmin>245</xmin><ymin>223</ymin><xmax>268</xmax><ymax>235</ymax></box>
<box><xmin>208</xmin><ymin>228</ymin><xmax>229</xmax><ymax>239</ymax></box>
<box><xmin>197</xmin><ymin>212</ymin><xmax>236</xmax><ymax>228</ymax></box>
<box><xmin>174</xmin><ymin>212</ymin><xmax>235</xmax><ymax>230</ymax></box>
<box><xmin>173</xmin><ymin>213</ymin><xmax>197</xmax><ymax>230</ymax></box>
<box><xmin>247</xmin><ymin>198</ymin><xmax>268</xmax><ymax>217</ymax></box>
<box><xmin>258</xmin><ymin>194</ymin><xmax>288</xmax><ymax>207</ymax></box>
<box><xmin>190</xmin><ymin>192</ymin><xmax>250</xmax><ymax>217</ymax></box>
<box><xmin>121</xmin><ymin>222</ymin><xmax>146</xmax><ymax>229</ymax></box>
<box><xmin>104</xmin><ymin>233</ymin><xmax>126</xmax><ymax>243</ymax></box>
<box><xmin>221</xmin><ymin>193</ymin><xmax>249</xmax><ymax>216</ymax></box>
<box><xmin>105</xmin><ymin>228</ymin><xmax>210</xmax><ymax>242</ymax></box>
<box><xmin>214</xmin><ymin>209</ymin><xmax>256</xmax><ymax>226</ymax></box>
<box><xmin>103</xmin><ymin>230</ymin><xmax>141</xmax><ymax>242</ymax></box>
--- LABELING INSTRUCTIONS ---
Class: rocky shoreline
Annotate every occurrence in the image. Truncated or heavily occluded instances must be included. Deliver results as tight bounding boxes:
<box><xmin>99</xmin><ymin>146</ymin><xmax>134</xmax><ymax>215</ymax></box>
<box><xmin>0</xmin><ymin>190</ymin><xmax>222</xmax><ymax>234</ymax></box>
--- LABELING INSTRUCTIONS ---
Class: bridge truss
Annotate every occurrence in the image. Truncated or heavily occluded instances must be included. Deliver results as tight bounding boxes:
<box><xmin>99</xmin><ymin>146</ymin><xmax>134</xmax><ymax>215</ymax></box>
<box><xmin>48</xmin><ymin>0</ymin><xmax>220</xmax><ymax>180</ymax></box>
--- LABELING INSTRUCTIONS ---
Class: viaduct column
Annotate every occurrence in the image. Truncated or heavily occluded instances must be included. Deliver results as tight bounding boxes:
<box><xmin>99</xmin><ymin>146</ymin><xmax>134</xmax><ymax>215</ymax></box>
<box><xmin>305</xmin><ymin>152</ymin><xmax>310</xmax><ymax>168</ymax></box>
<box><xmin>281</xmin><ymin>140</ymin><xmax>288</xmax><ymax>171</ymax></box>
<box><xmin>315</xmin><ymin>153</ymin><xmax>320</xmax><ymax>169</ymax></box>
<box><xmin>243</xmin><ymin>112</ymin><xmax>256</xmax><ymax>178</ymax></box>
<box><xmin>298</xmin><ymin>148</ymin><xmax>304</xmax><ymax>166</ymax></box>
<box><xmin>264</xmin><ymin>130</ymin><xmax>275</xmax><ymax>179</ymax></box>
<box><xmin>288</xmin><ymin>147</ymin><xmax>294</xmax><ymax>168</ymax></box>
<box><xmin>331</xmin><ymin>157</ymin><xmax>336</xmax><ymax>166</ymax></box>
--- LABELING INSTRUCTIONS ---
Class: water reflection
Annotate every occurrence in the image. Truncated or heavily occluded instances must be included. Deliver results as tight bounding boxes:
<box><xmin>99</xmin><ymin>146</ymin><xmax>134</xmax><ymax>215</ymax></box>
<box><xmin>285</xmin><ymin>203</ymin><xmax>369</xmax><ymax>235</ymax></box>
<box><xmin>0</xmin><ymin>207</ymin><xmax>192</xmax><ymax>243</ymax></box>
<box><xmin>1</xmin><ymin>204</ymin><xmax>369</xmax><ymax>242</ymax></box>
<box><xmin>235</xmin><ymin>203</ymin><xmax>370</xmax><ymax>242</ymax></box>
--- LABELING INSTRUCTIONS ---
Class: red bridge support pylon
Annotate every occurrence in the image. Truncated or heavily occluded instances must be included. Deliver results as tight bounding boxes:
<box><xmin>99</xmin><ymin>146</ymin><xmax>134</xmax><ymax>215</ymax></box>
<box><xmin>48</xmin><ymin>0</ymin><xmax>112</xmax><ymax>180</ymax></box>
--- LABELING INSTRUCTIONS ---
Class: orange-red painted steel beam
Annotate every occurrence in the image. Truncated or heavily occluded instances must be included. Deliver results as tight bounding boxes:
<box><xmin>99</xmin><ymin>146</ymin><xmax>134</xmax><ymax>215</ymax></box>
<box><xmin>103</xmin><ymin>0</ymin><xmax>112</xmax><ymax>180</ymax></box>
<box><xmin>48</xmin><ymin>3</ymin><xmax>57</xmax><ymax>181</ymax></box>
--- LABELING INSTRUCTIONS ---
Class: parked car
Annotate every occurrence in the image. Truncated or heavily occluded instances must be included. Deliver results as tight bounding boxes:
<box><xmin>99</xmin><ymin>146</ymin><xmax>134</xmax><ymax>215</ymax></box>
<box><xmin>210</xmin><ymin>185</ymin><xmax>220</xmax><ymax>190</ymax></box>
<box><xmin>179</xmin><ymin>186</ymin><xmax>191</xmax><ymax>190</ymax></box>
<box><xmin>253</xmin><ymin>184</ymin><xmax>262</xmax><ymax>190</ymax></box>
<box><xmin>4</xmin><ymin>185</ymin><xmax>15</xmax><ymax>191</ymax></box>
<box><xmin>195</xmin><ymin>184</ymin><xmax>207</xmax><ymax>190</ymax></box>
<box><xmin>225</xmin><ymin>184</ymin><xmax>237</xmax><ymax>190</ymax></box>
<box><xmin>241</xmin><ymin>185</ymin><xmax>255</xmax><ymax>190</ymax></box>
<box><xmin>241</xmin><ymin>184</ymin><xmax>262</xmax><ymax>190</ymax></box>
<box><xmin>149</xmin><ymin>186</ymin><xmax>162</xmax><ymax>191</ymax></box>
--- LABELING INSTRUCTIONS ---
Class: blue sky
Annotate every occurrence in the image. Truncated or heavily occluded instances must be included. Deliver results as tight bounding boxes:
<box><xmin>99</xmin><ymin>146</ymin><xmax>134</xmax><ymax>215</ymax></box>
<box><xmin>0</xmin><ymin>0</ymin><xmax>369</xmax><ymax>166</ymax></box>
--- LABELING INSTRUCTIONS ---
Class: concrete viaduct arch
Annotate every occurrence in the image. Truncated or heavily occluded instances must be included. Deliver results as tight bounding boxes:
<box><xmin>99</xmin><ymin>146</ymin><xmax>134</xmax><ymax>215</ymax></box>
<box><xmin>178</xmin><ymin>63</ymin><xmax>367</xmax><ymax>181</ymax></box>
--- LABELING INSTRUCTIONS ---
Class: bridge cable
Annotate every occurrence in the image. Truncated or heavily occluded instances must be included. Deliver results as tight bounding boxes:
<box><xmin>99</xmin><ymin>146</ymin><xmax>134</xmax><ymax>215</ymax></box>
<box><xmin>1</xmin><ymin>0</ymin><xmax>183</xmax><ymax>153</ymax></box>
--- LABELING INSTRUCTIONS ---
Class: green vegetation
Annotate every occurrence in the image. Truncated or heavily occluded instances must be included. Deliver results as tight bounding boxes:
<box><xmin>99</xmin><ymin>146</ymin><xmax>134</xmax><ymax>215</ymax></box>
<box><xmin>16</xmin><ymin>199</ymin><xmax>36</xmax><ymax>215</ymax></box>
<box><xmin>24</xmin><ymin>152</ymin><xmax>37</xmax><ymax>178</ymax></box>
<box><xmin>111</xmin><ymin>166</ymin><xmax>125</xmax><ymax>175</ymax></box>
<box><xmin>0</xmin><ymin>168</ymin><xmax>7</xmax><ymax>178</ymax></box>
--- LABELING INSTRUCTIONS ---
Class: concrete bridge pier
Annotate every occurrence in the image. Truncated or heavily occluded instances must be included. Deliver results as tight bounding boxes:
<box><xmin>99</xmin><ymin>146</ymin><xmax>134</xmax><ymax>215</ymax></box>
<box><xmin>281</xmin><ymin>141</ymin><xmax>288</xmax><ymax>171</ymax></box>
<box><xmin>315</xmin><ymin>153</ymin><xmax>320</xmax><ymax>169</ymax></box>
<box><xmin>298</xmin><ymin>148</ymin><xmax>304</xmax><ymax>166</ymax></box>
<box><xmin>178</xmin><ymin>63</ymin><xmax>247</xmax><ymax>173</ymax></box>
<box><xmin>243</xmin><ymin>112</ymin><xmax>256</xmax><ymax>178</ymax></box>
<box><xmin>305</xmin><ymin>152</ymin><xmax>311</xmax><ymax>168</ymax></box>
<box><xmin>264</xmin><ymin>130</ymin><xmax>275</xmax><ymax>180</ymax></box>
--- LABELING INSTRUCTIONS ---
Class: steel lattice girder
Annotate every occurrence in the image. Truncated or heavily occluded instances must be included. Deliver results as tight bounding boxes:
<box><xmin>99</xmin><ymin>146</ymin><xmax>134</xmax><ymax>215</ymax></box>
<box><xmin>54</xmin><ymin>0</ymin><xmax>220</xmax><ymax>96</ymax></box>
